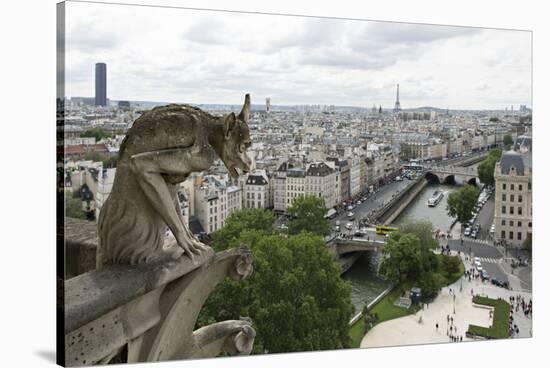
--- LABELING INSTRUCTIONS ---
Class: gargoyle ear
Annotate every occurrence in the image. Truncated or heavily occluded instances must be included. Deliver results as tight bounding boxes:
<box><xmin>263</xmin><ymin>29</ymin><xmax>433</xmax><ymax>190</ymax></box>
<box><xmin>237</xmin><ymin>93</ymin><xmax>251</xmax><ymax>124</ymax></box>
<box><xmin>224</xmin><ymin>112</ymin><xmax>236</xmax><ymax>139</ymax></box>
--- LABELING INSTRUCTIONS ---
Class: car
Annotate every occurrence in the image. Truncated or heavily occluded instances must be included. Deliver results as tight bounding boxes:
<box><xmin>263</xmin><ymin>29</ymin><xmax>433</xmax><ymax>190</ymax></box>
<box><xmin>464</xmin><ymin>227</ymin><xmax>471</xmax><ymax>236</ymax></box>
<box><xmin>471</xmin><ymin>230</ymin><xmax>478</xmax><ymax>238</ymax></box>
<box><xmin>347</xmin><ymin>205</ymin><xmax>354</xmax><ymax>211</ymax></box>
<box><xmin>395</xmin><ymin>176</ymin><xmax>403</xmax><ymax>181</ymax></box>
<box><xmin>474</xmin><ymin>260</ymin><xmax>482</xmax><ymax>268</ymax></box>
<box><xmin>345</xmin><ymin>222</ymin><xmax>353</xmax><ymax>230</ymax></box>
<box><xmin>476</xmin><ymin>264</ymin><xmax>483</xmax><ymax>273</ymax></box>
<box><xmin>354</xmin><ymin>231</ymin><xmax>365</xmax><ymax>238</ymax></box>
<box><xmin>334</xmin><ymin>225</ymin><xmax>341</xmax><ymax>232</ymax></box>
<box><xmin>474</xmin><ymin>257</ymin><xmax>481</xmax><ymax>263</ymax></box>
<box><xmin>491</xmin><ymin>278</ymin><xmax>507</xmax><ymax>288</ymax></box>
<box><xmin>356</xmin><ymin>200</ymin><xmax>362</xmax><ymax>205</ymax></box>
<box><xmin>480</xmin><ymin>271</ymin><xmax>490</xmax><ymax>281</ymax></box>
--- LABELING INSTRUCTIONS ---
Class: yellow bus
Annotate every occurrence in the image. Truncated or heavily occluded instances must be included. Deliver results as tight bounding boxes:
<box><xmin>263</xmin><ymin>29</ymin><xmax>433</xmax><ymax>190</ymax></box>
<box><xmin>376</xmin><ymin>225</ymin><xmax>399</xmax><ymax>235</ymax></box>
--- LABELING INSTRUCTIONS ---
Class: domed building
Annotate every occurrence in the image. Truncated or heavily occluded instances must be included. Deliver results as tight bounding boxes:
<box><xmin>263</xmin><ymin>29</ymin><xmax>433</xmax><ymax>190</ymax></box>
<box><xmin>494</xmin><ymin>150</ymin><xmax>532</xmax><ymax>247</ymax></box>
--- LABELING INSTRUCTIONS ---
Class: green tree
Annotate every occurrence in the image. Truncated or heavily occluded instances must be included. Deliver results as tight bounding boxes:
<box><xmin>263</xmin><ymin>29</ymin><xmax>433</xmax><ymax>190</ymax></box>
<box><xmin>398</xmin><ymin>220</ymin><xmax>438</xmax><ymax>250</ymax></box>
<box><xmin>379</xmin><ymin>233</ymin><xmax>423</xmax><ymax>283</ymax></box>
<box><xmin>418</xmin><ymin>272</ymin><xmax>445</xmax><ymax>300</ymax></box>
<box><xmin>523</xmin><ymin>233</ymin><xmax>532</xmax><ymax>253</ymax></box>
<box><xmin>65</xmin><ymin>192</ymin><xmax>86</xmax><ymax>219</ymax></box>
<box><xmin>446</xmin><ymin>185</ymin><xmax>480</xmax><ymax>225</ymax></box>
<box><xmin>198</xmin><ymin>229</ymin><xmax>354</xmax><ymax>353</ymax></box>
<box><xmin>211</xmin><ymin>208</ymin><xmax>275</xmax><ymax>251</ymax></box>
<box><xmin>81</xmin><ymin>127</ymin><xmax>110</xmax><ymax>141</ymax></box>
<box><xmin>83</xmin><ymin>152</ymin><xmax>118</xmax><ymax>168</ymax></box>
<box><xmin>503</xmin><ymin>134</ymin><xmax>514</xmax><ymax>147</ymax></box>
<box><xmin>379</xmin><ymin>220</ymin><xmax>439</xmax><ymax>284</ymax></box>
<box><xmin>441</xmin><ymin>255</ymin><xmax>461</xmax><ymax>279</ymax></box>
<box><xmin>477</xmin><ymin>149</ymin><xmax>502</xmax><ymax>186</ymax></box>
<box><xmin>477</xmin><ymin>160</ymin><xmax>495</xmax><ymax>186</ymax></box>
<box><xmin>287</xmin><ymin>195</ymin><xmax>330</xmax><ymax>236</ymax></box>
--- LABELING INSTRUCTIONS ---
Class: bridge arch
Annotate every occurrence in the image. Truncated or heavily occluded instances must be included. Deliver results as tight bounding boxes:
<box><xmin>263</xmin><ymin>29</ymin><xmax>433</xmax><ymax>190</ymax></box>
<box><xmin>442</xmin><ymin>175</ymin><xmax>456</xmax><ymax>185</ymax></box>
<box><xmin>425</xmin><ymin>171</ymin><xmax>440</xmax><ymax>184</ymax></box>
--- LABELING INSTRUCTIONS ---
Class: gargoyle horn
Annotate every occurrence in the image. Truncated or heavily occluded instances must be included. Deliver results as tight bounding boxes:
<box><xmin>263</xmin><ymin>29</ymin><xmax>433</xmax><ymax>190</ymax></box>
<box><xmin>238</xmin><ymin>94</ymin><xmax>251</xmax><ymax>124</ymax></box>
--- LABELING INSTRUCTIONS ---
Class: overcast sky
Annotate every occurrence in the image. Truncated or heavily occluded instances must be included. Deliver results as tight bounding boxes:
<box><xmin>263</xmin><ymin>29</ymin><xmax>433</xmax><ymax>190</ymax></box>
<box><xmin>64</xmin><ymin>1</ymin><xmax>532</xmax><ymax>110</ymax></box>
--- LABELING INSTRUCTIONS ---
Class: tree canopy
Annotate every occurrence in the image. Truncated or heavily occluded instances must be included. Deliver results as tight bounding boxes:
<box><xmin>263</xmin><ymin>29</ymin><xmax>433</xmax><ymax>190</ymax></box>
<box><xmin>198</xmin><ymin>209</ymin><xmax>353</xmax><ymax>353</ymax></box>
<box><xmin>81</xmin><ymin>127</ymin><xmax>110</xmax><ymax>141</ymax></box>
<box><xmin>503</xmin><ymin>134</ymin><xmax>513</xmax><ymax>147</ymax></box>
<box><xmin>65</xmin><ymin>191</ymin><xmax>86</xmax><ymax>219</ymax></box>
<box><xmin>210</xmin><ymin>208</ymin><xmax>275</xmax><ymax>251</ymax></box>
<box><xmin>379</xmin><ymin>220</ymin><xmax>438</xmax><ymax>284</ymax></box>
<box><xmin>83</xmin><ymin>152</ymin><xmax>118</xmax><ymax>168</ymax></box>
<box><xmin>378</xmin><ymin>220</ymin><xmax>463</xmax><ymax>300</ymax></box>
<box><xmin>446</xmin><ymin>184</ymin><xmax>480</xmax><ymax>225</ymax></box>
<box><xmin>477</xmin><ymin>149</ymin><xmax>502</xmax><ymax>186</ymax></box>
<box><xmin>286</xmin><ymin>195</ymin><xmax>330</xmax><ymax>236</ymax></box>
<box><xmin>523</xmin><ymin>233</ymin><xmax>532</xmax><ymax>253</ymax></box>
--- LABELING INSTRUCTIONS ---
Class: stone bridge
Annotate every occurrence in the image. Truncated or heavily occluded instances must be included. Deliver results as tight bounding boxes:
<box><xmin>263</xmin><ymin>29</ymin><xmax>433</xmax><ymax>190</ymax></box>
<box><xmin>331</xmin><ymin>237</ymin><xmax>386</xmax><ymax>256</ymax></box>
<box><xmin>425</xmin><ymin>166</ymin><xmax>479</xmax><ymax>186</ymax></box>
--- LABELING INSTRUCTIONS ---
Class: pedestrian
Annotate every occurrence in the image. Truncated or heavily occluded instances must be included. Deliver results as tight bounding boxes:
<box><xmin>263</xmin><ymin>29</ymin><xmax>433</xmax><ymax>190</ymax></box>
<box><xmin>436</xmin><ymin>323</ymin><xmax>439</xmax><ymax>331</ymax></box>
<box><xmin>460</xmin><ymin>336</ymin><xmax>463</xmax><ymax>342</ymax></box>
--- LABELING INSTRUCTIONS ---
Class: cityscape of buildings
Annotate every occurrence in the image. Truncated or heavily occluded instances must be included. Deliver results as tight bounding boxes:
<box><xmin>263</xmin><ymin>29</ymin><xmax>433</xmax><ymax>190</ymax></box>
<box><xmin>61</xmin><ymin>63</ymin><xmax>532</xmax><ymax>246</ymax></box>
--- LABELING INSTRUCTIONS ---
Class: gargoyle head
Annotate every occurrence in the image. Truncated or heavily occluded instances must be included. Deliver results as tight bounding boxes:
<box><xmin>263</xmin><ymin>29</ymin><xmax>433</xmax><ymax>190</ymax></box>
<box><xmin>221</xmin><ymin>94</ymin><xmax>252</xmax><ymax>180</ymax></box>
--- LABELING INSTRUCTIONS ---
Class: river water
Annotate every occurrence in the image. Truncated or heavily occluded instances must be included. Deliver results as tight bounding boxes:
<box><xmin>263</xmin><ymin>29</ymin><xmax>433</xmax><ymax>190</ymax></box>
<box><xmin>342</xmin><ymin>253</ymin><xmax>389</xmax><ymax>313</ymax></box>
<box><xmin>394</xmin><ymin>183</ymin><xmax>460</xmax><ymax>232</ymax></box>
<box><xmin>344</xmin><ymin>182</ymin><xmax>460</xmax><ymax>313</ymax></box>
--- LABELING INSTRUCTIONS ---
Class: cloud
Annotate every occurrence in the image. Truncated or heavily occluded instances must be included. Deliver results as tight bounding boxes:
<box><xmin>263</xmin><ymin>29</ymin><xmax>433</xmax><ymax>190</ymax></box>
<box><xmin>181</xmin><ymin>18</ymin><xmax>227</xmax><ymax>45</ymax></box>
<box><xmin>63</xmin><ymin>2</ymin><xmax>531</xmax><ymax>109</ymax></box>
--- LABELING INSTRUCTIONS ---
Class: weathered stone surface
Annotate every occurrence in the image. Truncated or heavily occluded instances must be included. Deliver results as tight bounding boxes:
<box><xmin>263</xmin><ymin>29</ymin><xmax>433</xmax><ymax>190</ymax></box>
<box><xmin>65</xmin><ymin>217</ymin><xmax>98</xmax><ymax>278</ymax></box>
<box><xmin>97</xmin><ymin>94</ymin><xmax>252</xmax><ymax>267</ymax></box>
<box><xmin>65</xmin><ymin>247</ymin><xmax>214</xmax><ymax>334</ymax></box>
<box><xmin>64</xmin><ymin>95</ymin><xmax>257</xmax><ymax>365</ymax></box>
<box><xmin>64</xmin><ymin>246</ymin><xmax>254</xmax><ymax>366</ymax></box>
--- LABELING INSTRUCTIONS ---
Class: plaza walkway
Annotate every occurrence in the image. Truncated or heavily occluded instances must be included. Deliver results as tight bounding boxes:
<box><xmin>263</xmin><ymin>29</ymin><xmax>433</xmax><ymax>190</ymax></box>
<box><xmin>360</xmin><ymin>254</ymin><xmax>532</xmax><ymax>348</ymax></box>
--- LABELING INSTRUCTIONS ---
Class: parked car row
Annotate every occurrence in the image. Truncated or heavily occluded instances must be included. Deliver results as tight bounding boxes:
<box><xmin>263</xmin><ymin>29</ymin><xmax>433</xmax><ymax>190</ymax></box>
<box><xmin>464</xmin><ymin>186</ymin><xmax>494</xmax><ymax>237</ymax></box>
<box><xmin>464</xmin><ymin>223</ymin><xmax>481</xmax><ymax>238</ymax></box>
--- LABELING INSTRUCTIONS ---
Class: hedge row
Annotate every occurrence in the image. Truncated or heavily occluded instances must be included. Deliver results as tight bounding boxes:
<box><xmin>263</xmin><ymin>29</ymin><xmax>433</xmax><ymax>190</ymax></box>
<box><xmin>467</xmin><ymin>296</ymin><xmax>510</xmax><ymax>339</ymax></box>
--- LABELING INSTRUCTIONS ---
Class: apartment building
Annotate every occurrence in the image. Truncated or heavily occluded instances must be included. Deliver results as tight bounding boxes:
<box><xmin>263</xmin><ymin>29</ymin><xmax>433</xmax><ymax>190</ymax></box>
<box><xmin>494</xmin><ymin>151</ymin><xmax>532</xmax><ymax>247</ymax></box>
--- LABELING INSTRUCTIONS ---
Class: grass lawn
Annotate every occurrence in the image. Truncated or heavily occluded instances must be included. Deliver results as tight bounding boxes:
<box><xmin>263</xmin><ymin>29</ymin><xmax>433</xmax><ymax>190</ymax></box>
<box><xmin>467</xmin><ymin>296</ymin><xmax>510</xmax><ymax>339</ymax></box>
<box><xmin>369</xmin><ymin>282</ymin><xmax>420</xmax><ymax>323</ymax></box>
<box><xmin>349</xmin><ymin>319</ymin><xmax>365</xmax><ymax>348</ymax></box>
<box><xmin>347</xmin><ymin>283</ymin><xmax>419</xmax><ymax>348</ymax></box>
<box><xmin>353</xmin><ymin>253</ymin><xmax>465</xmax><ymax>345</ymax></box>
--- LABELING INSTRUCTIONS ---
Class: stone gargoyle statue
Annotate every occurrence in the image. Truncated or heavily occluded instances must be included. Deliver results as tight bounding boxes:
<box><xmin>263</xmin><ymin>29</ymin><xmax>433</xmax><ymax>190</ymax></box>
<box><xmin>97</xmin><ymin>94</ymin><xmax>253</xmax><ymax>267</ymax></box>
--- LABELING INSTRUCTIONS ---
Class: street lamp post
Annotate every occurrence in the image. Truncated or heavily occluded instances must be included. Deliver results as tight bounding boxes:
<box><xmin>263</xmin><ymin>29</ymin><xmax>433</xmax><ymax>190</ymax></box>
<box><xmin>453</xmin><ymin>293</ymin><xmax>456</xmax><ymax>314</ymax></box>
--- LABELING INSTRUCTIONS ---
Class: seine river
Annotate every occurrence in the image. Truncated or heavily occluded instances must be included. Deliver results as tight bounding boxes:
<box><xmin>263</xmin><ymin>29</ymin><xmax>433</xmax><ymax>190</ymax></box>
<box><xmin>343</xmin><ymin>183</ymin><xmax>460</xmax><ymax>313</ymax></box>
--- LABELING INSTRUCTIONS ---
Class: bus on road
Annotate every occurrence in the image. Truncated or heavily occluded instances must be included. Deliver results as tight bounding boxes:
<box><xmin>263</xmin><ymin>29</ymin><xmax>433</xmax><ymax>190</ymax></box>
<box><xmin>375</xmin><ymin>225</ymin><xmax>399</xmax><ymax>235</ymax></box>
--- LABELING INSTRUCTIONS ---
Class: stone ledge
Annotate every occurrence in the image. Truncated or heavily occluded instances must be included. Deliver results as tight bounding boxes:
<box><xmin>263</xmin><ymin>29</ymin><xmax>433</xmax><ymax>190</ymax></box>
<box><xmin>65</xmin><ymin>247</ymin><xmax>215</xmax><ymax>334</ymax></box>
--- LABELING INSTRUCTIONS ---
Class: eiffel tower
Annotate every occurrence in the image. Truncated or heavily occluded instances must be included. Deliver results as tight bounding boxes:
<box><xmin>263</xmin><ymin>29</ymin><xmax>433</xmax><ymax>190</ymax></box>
<box><xmin>393</xmin><ymin>83</ymin><xmax>402</xmax><ymax>112</ymax></box>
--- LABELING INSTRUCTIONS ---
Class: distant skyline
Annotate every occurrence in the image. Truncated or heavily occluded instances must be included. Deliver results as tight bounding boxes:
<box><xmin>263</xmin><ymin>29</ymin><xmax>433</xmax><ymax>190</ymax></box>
<box><xmin>64</xmin><ymin>2</ymin><xmax>532</xmax><ymax>110</ymax></box>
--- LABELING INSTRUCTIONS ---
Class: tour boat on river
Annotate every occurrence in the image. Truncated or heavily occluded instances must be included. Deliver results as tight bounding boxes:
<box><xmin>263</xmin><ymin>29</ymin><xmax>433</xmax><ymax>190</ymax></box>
<box><xmin>427</xmin><ymin>190</ymin><xmax>444</xmax><ymax>207</ymax></box>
